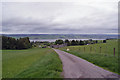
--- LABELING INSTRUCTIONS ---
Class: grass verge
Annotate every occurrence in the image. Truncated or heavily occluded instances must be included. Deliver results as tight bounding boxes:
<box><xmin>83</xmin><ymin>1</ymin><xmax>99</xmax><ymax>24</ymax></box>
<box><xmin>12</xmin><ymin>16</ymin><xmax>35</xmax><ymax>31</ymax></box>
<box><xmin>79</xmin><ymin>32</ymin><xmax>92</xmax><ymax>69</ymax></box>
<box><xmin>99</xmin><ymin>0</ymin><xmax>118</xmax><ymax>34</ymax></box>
<box><xmin>2</xmin><ymin>48</ymin><xmax>62</xmax><ymax>78</ymax></box>
<box><xmin>59</xmin><ymin>40</ymin><xmax>119</xmax><ymax>74</ymax></box>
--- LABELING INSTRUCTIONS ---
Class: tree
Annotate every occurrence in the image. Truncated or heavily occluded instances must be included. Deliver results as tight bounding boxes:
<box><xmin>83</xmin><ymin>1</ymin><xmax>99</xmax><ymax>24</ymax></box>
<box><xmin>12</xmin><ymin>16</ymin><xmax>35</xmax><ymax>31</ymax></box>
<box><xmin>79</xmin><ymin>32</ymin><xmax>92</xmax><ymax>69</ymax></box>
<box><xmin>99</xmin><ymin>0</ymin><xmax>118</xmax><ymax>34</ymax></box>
<box><xmin>103</xmin><ymin>40</ymin><xmax>106</xmax><ymax>43</ymax></box>
<box><xmin>84</xmin><ymin>40</ymin><xmax>89</xmax><ymax>45</ymax></box>
<box><xmin>55</xmin><ymin>39</ymin><xmax>64</xmax><ymax>45</ymax></box>
<box><xmin>89</xmin><ymin>39</ymin><xmax>93</xmax><ymax>44</ymax></box>
<box><xmin>16</xmin><ymin>38</ymin><xmax>25</xmax><ymax>49</ymax></box>
<box><xmin>71</xmin><ymin>40</ymin><xmax>76</xmax><ymax>45</ymax></box>
<box><xmin>96</xmin><ymin>40</ymin><xmax>98</xmax><ymax>43</ymax></box>
<box><xmin>0</xmin><ymin>36</ymin><xmax>1</xmax><ymax>50</ymax></box>
<box><xmin>2</xmin><ymin>36</ymin><xmax>8</xmax><ymax>49</ymax></box>
<box><xmin>2</xmin><ymin>36</ymin><xmax>31</xmax><ymax>50</ymax></box>
<box><xmin>75</xmin><ymin>40</ymin><xmax>79</xmax><ymax>45</ymax></box>
<box><xmin>79</xmin><ymin>40</ymin><xmax>84</xmax><ymax>45</ymax></box>
<box><xmin>92</xmin><ymin>40</ymin><xmax>96</xmax><ymax>44</ymax></box>
<box><xmin>65</xmin><ymin>39</ymin><xmax>70</xmax><ymax>46</ymax></box>
<box><xmin>2</xmin><ymin>36</ymin><xmax>17</xmax><ymax>49</ymax></box>
<box><xmin>9</xmin><ymin>37</ymin><xmax>17</xmax><ymax>49</ymax></box>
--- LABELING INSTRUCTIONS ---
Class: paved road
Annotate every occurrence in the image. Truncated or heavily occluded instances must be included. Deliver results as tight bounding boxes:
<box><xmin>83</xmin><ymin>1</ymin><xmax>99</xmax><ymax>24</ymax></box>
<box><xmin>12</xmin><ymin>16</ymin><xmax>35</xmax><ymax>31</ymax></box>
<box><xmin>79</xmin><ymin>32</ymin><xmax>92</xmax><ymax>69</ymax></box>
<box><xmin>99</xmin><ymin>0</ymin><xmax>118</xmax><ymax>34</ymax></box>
<box><xmin>53</xmin><ymin>49</ymin><xmax>119</xmax><ymax>78</ymax></box>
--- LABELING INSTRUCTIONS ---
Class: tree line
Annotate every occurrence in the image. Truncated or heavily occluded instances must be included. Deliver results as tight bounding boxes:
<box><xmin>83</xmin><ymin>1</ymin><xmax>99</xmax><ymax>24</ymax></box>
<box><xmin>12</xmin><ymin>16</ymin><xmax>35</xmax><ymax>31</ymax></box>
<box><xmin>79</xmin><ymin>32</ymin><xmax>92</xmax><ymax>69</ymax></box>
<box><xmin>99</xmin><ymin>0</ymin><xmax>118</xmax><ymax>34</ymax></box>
<box><xmin>55</xmin><ymin>39</ymin><xmax>106</xmax><ymax>46</ymax></box>
<box><xmin>2</xmin><ymin>36</ymin><xmax>32</xmax><ymax>50</ymax></box>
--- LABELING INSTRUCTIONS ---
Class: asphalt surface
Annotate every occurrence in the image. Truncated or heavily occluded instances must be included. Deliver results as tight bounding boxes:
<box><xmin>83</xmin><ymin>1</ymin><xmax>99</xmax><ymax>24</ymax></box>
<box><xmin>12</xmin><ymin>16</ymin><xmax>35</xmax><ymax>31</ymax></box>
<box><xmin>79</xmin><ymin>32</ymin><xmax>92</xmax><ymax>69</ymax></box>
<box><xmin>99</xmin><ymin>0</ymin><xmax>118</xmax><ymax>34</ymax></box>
<box><xmin>53</xmin><ymin>49</ymin><xmax>119</xmax><ymax>78</ymax></box>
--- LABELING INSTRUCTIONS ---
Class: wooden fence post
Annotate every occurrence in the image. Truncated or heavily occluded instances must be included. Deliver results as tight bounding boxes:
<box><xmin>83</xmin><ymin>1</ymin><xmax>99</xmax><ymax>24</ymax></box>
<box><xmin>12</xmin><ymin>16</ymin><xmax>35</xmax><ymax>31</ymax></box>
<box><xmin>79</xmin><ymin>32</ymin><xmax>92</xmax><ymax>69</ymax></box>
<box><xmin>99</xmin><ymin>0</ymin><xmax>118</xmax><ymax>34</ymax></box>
<box><xmin>91</xmin><ymin>47</ymin><xmax>92</xmax><ymax>52</ymax></box>
<box><xmin>90</xmin><ymin>47</ymin><xmax>92</xmax><ymax>53</ymax></box>
<box><xmin>84</xmin><ymin>47</ymin><xmax>85</xmax><ymax>52</ymax></box>
<box><xmin>94</xmin><ymin>47</ymin><xmax>96</xmax><ymax>53</ymax></box>
<box><xmin>90</xmin><ymin>47</ymin><xmax>91</xmax><ymax>53</ymax></box>
<box><xmin>114</xmin><ymin>48</ymin><xmax>115</xmax><ymax>56</ymax></box>
<box><xmin>100</xmin><ymin>47</ymin><xmax>101</xmax><ymax>53</ymax></box>
<box><xmin>106</xmin><ymin>46</ymin><xmax>107</xmax><ymax>54</ymax></box>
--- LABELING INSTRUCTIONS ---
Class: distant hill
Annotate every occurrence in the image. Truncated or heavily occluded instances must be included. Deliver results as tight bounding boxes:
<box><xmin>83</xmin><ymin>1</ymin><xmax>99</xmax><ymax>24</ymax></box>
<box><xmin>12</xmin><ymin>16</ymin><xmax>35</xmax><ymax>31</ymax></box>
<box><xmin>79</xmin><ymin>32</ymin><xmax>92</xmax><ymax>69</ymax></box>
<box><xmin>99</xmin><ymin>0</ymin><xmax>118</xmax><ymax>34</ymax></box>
<box><xmin>2</xmin><ymin>34</ymin><xmax>118</xmax><ymax>40</ymax></box>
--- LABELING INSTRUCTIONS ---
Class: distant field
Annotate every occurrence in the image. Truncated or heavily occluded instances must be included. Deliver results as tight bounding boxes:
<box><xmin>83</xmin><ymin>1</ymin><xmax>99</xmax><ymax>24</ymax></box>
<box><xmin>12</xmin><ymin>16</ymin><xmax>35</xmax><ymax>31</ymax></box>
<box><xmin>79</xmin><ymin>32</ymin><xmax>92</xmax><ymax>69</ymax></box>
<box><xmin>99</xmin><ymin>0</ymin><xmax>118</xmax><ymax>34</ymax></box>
<box><xmin>2</xmin><ymin>48</ymin><xmax>62</xmax><ymax>78</ymax></box>
<box><xmin>59</xmin><ymin>39</ymin><xmax>119</xmax><ymax>74</ymax></box>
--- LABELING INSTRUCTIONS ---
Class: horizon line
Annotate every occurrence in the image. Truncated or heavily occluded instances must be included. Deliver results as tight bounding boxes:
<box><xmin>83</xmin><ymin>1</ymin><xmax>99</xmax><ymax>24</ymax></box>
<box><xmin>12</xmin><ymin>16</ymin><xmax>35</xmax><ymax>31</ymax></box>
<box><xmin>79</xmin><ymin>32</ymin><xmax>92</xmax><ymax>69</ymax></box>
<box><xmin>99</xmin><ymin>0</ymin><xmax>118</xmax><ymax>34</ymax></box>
<box><xmin>0</xmin><ymin>33</ymin><xmax>119</xmax><ymax>35</ymax></box>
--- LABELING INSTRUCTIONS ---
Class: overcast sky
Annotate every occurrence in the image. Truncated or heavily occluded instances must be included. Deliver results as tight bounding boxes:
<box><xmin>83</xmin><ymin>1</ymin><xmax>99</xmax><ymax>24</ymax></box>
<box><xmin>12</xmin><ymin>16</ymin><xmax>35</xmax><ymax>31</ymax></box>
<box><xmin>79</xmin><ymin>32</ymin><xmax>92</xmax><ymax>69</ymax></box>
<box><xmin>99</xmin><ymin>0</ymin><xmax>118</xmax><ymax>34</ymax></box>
<box><xmin>1</xmin><ymin>0</ymin><xmax>119</xmax><ymax>34</ymax></box>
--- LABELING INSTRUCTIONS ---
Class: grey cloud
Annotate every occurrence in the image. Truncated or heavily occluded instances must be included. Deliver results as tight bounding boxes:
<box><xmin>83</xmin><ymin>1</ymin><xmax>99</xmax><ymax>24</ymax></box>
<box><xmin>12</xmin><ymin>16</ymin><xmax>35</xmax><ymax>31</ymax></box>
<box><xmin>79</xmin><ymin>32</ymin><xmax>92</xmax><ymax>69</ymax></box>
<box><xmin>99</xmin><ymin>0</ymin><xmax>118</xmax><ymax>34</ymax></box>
<box><xmin>2</xmin><ymin>2</ymin><xmax>118</xmax><ymax>34</ymax></box>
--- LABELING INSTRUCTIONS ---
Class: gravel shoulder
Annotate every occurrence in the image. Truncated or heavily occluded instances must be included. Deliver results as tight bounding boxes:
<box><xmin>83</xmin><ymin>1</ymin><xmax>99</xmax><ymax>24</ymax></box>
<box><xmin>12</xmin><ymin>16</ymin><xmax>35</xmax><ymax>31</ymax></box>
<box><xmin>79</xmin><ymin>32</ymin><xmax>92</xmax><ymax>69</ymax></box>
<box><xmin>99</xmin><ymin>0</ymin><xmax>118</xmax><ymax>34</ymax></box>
<box><xmin>53</xmin><ymin>49</ymin><xmax>119</xmax><ymax>78</ymax></box>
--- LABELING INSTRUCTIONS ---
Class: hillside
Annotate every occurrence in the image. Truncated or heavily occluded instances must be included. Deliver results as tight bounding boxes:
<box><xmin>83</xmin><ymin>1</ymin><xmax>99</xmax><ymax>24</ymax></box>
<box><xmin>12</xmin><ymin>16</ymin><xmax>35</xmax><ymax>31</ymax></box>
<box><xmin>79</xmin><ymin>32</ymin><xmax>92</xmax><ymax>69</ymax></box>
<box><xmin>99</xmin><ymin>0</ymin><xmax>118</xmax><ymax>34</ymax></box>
<box><xmin>2</xmin><ymin>34</ymin><xmax>118</xmax><ymax>40</ymax></box>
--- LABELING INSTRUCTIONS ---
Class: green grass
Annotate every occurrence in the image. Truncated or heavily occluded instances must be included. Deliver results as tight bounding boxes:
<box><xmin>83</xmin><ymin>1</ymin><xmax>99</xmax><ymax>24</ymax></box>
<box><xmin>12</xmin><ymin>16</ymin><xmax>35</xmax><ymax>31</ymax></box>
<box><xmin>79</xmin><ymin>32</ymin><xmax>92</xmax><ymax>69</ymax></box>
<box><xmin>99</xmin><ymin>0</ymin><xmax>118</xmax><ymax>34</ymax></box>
<box><xmin>2</xmin><ymin>48</ymin><xmax>63</xmax><ymax>78</ymax></box>
<box><xmin>59</xmin><ymin>39</ymin><xmax>119</xmax><ymax>74</ymax></box>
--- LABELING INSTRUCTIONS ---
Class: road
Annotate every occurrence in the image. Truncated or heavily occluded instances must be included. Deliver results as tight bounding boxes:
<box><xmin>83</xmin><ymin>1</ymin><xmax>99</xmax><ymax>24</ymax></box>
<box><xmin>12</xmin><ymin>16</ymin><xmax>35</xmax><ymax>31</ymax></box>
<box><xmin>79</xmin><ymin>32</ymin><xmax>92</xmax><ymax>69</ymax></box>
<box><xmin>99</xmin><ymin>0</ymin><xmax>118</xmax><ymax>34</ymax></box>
<box><xmin>53</xmin><ymin>49</ymin><xmax>119</xmax><ymax>78</ymax></box>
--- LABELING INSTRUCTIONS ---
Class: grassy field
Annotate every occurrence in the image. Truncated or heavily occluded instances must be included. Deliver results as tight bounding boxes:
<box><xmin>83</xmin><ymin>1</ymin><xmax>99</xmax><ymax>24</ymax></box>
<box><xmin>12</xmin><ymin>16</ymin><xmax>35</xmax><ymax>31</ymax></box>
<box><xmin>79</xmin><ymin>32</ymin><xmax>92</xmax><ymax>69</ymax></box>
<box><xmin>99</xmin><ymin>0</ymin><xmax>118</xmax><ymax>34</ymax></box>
<box><xmin>2</xmin><ymin>48</ymin><xmax>63</xmax><ymax>78</ymax></box>
<box><xmin>59</xmin><ymin>39</ymin><xmax>119</xmax><ymax>74</ymax></box>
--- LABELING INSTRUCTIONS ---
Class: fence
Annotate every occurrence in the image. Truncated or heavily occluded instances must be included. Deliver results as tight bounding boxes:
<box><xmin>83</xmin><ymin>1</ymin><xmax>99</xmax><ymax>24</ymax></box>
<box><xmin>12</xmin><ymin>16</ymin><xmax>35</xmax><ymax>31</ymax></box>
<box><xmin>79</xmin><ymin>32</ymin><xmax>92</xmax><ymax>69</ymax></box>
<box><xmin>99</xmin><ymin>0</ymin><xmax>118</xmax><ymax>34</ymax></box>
<box><xmin>67</xmin><ymin>46</ymin><xmax>117</xmax><ymax>56</ymax></box>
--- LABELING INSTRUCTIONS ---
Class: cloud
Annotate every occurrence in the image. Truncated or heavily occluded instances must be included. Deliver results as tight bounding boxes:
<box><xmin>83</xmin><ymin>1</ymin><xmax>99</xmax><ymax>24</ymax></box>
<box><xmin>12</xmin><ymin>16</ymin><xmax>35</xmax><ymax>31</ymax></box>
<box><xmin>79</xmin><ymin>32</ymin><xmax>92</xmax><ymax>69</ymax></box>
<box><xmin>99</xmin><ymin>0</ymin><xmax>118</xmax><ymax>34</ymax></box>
<box><xmin>1</xmin><ymin>1</ymin><xmax>118</xmax><ymax>34</ymax></box>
